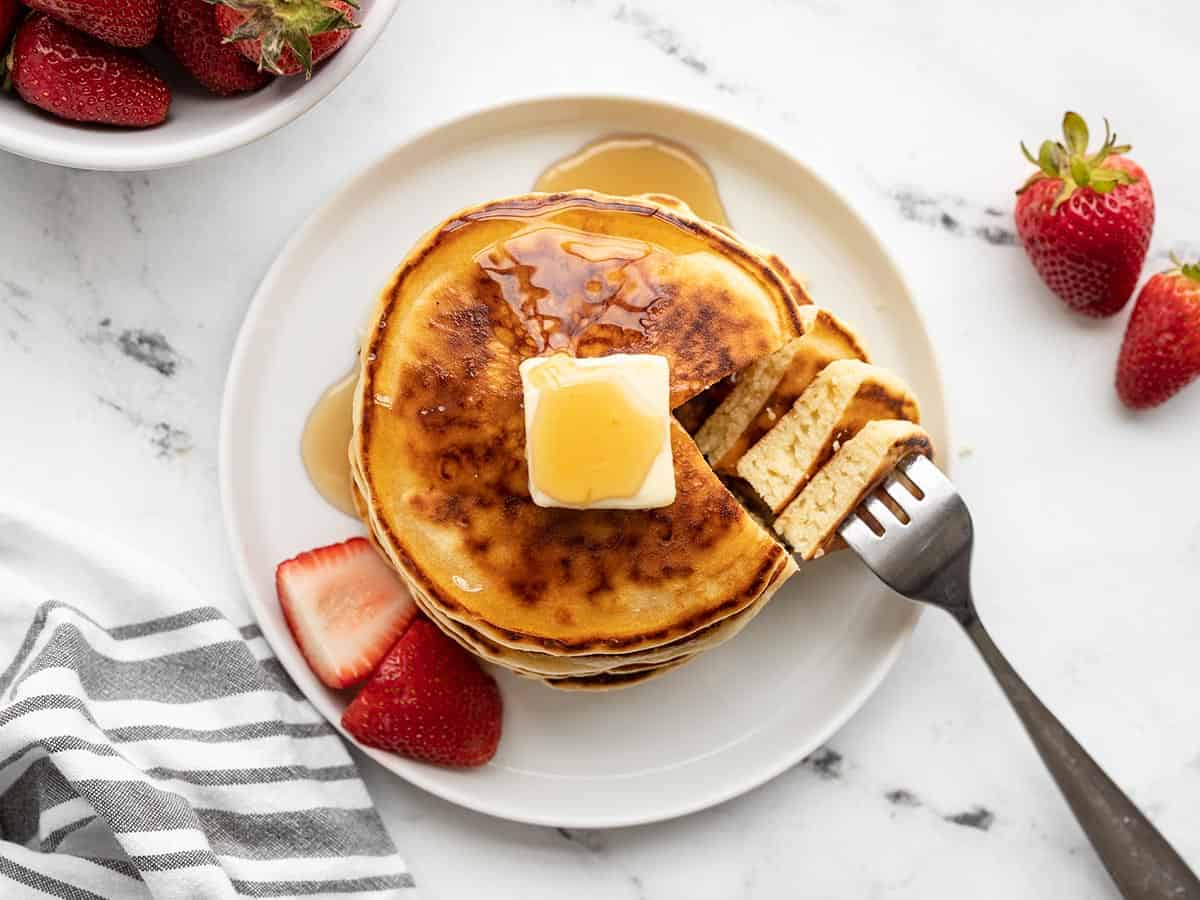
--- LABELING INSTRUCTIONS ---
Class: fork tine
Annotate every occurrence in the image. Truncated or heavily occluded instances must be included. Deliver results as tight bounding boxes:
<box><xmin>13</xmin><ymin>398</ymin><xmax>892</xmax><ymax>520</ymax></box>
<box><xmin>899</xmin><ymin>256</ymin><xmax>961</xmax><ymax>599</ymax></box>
<box><xmin>900</xmin><ymin>455</ymin><xmax>944</xmax><ymax>490</ymax></box>
<box><xmin>864</xmin><ymin>494</ymin><xmax>902</xmax><ymax>529</ymax></box>
<box><xmin>879</xmin><ymin>475</ymin><xmax>916</xmax><ymax>511</ymax></box>
<box><xmin>840</xmin><ymin>513</ymin><xmax>880</xmax><ymax>549</ymax></box>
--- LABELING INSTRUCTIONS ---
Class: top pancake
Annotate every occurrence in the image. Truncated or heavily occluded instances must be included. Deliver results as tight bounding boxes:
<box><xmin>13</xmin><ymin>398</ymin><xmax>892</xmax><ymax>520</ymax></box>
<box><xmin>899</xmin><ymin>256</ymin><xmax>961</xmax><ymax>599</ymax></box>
<box><xmin>353</xmin><ymin>191</ymin><xmax>804</xmax><ymax>654</ymax></box>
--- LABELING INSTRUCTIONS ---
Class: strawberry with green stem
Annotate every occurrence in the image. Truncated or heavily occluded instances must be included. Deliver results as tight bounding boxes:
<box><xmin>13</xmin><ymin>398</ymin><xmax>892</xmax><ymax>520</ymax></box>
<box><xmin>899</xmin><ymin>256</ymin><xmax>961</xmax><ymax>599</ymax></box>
<box><xmin>1116</xmin><ymin>255</ymin><xmax>1200</xmax><ymax>409</ymax></box>
<box><xmin>1015</xmin><ymin>112</ymin><xmax>1154</xmax><ymax>317</ymax></box>
<box><xmin>209</xmin><ymin>0</ymin><xmax>357</xmax><ymax>78</ymax></box>
<box><xmin>161</xmin><ymin>0</ymin><xmax>271</xmax><ymax>96</ymax></box>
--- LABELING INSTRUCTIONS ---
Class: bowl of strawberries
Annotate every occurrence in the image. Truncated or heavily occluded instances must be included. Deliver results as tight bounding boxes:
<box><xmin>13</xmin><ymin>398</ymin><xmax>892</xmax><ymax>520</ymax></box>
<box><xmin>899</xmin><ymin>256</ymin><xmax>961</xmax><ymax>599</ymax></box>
<box><xmin>0</xmin><ymin>0</ymin><xmax>398</xmax><ymax>170</ymax></box>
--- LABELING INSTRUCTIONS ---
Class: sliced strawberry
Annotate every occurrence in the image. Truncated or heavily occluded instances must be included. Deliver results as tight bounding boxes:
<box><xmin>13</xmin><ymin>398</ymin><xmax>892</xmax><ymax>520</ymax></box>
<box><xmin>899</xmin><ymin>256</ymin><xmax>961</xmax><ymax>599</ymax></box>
<box><xmin>275</xmin><ymin>537</ymin><xmax>417</xmax><ymax>689</ymax></box>
<box><xmin>342</xmin><ymin>617</ymin><xmax>502</xmax><ymax>768</ymax></box>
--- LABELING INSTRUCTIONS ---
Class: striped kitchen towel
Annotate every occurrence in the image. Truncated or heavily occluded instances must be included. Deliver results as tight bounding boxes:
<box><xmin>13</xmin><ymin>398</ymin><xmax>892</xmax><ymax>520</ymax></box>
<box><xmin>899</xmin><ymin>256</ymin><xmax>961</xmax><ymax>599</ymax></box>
<box><xmin>0</xmin><ymin>502</ymin><xmax>415</xmax><ymax>899</ymax></box>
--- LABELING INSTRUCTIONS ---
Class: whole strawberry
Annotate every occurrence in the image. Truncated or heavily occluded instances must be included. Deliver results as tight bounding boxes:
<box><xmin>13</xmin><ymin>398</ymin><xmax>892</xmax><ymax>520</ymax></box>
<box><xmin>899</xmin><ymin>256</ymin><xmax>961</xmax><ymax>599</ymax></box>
<box><xmin>10</xmin><ymin>14</ymin><xmax>169</xmax><ymax>127</ymax></box>
<box><xmin>1015</xmin><ymin>112</ymin><xmax>1154</xmax><ymax>317</ymax></box>
<box><xmin>160</xmin><ymin>0</ymin><xmax>270</xmax><ymax>96</ymax></box>
<box><xmin>25</xmin><ymin>0</ymin><xmax>156</xmax><ymax>47</ymax></box>
<box><xmin>0</xmin><ymin>0</ymin><xmax>22</xmax><ymax>49</ymax></box>
<box><xmin>1116</xmin><ymin>257</ymin><xmax>1200</xmax><ymax>409</ymax></box>
<box><xmin>342</xmin><ymin>617</ymin><xmax>502</xmax><ymax>768</ymax></box>
<box><xmin>210</xmin><ymin>0</ymin><xmax>356</xmax><ymax>78</ymax></box>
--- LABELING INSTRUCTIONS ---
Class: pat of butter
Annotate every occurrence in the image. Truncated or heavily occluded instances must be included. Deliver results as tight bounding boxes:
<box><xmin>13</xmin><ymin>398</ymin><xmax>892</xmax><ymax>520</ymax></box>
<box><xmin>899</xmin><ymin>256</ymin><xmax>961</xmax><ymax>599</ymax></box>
<box><xmin>520</xmin><ymin>353</ymin><xmax>675</xmax><ymax>510</ymax></box>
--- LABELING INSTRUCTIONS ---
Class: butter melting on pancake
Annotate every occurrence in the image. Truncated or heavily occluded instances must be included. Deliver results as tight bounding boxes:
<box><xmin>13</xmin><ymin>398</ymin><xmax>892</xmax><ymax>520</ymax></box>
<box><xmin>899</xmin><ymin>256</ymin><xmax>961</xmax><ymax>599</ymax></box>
<box><xmin>354</xmin><ymin>191</ymin><xmax>802</xmax><ymax>653</ymax></box>
<box><xmin>521</xmin><ymin>353</ymin><xmax>674</xmax><ymax>510</ymax></box>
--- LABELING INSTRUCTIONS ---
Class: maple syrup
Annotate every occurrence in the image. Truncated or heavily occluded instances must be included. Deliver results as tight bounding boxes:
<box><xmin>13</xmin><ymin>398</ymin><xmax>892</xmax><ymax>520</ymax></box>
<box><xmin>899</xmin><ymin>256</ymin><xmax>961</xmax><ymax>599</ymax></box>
<box><xmin>300</xmin><ymin>367</ymin><xmax>358</xmax><ymax>517</ymax></box>
<box><xmin>534</xmin><ymin>135</ymin><xmax>729</xmax><ymax>227</ymax></box>
<box><xmin>300</xmin><ymin>134</ymin><xmax>728</xmax><ymax>515</ymax></box>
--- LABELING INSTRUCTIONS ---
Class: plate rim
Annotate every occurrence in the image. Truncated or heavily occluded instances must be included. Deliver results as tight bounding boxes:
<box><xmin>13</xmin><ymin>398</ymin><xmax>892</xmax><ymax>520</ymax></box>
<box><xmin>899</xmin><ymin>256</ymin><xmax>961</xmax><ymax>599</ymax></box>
<box><xmin>219</xmin><ymin>91</ymin><xmax>950</xmax><ymax>828</ymax></box>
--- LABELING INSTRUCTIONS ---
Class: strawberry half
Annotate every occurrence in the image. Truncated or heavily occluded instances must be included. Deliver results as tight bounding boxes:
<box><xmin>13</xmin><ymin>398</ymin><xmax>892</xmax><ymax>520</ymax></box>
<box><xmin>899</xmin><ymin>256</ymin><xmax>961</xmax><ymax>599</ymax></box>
<box><xmin>342</xmin><ymin>617</ymin><xmax>502</xmax><ymax>768</ymax></box>
<box><xmin>1015</xmin><ymin>112</ymin><xmax>1154</xmax><ymax>317</ymax></box>
<box><xmin>276</xmin><ymin>537</ymin><xmax>418</xmax><ymax>689</ymax></box>
<box><xmin>1116</xmin><ymin>257</ymin><xmax>1200</xmax><ymax>409</ymax></box>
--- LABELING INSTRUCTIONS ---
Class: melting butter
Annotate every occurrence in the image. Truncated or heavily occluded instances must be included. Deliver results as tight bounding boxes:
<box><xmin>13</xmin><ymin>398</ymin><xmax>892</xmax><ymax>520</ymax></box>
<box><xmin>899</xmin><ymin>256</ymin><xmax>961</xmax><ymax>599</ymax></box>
<box><xmin>521</xmin><ymin>354</ymin><xmax>674</xmax><ymax>509</ymax></box>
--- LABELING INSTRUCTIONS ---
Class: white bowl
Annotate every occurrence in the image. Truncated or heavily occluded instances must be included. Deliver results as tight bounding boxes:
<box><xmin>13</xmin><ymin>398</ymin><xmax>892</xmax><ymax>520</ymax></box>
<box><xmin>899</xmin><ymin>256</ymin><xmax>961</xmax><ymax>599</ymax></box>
<box><xmin>0</xmin><ymin>0</ymin><xmax>399</xmax><ymax>171</ymax></box>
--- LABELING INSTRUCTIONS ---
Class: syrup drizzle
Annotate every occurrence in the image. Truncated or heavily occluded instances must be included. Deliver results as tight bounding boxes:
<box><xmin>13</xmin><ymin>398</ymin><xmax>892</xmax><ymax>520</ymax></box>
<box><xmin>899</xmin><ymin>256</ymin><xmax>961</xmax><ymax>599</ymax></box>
<box><xmin>300</xmin><ymin>134</ymin><xmax>729</xmax><ymax>514</ymax></box>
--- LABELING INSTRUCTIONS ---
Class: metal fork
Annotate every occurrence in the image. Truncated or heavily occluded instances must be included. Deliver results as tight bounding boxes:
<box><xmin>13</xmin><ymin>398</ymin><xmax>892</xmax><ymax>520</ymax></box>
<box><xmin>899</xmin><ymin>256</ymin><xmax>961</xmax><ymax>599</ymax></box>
<box><xmin>839</xmin><ymin>454</ymin><xmax>1200</xmax><ymax>900</ymax></box>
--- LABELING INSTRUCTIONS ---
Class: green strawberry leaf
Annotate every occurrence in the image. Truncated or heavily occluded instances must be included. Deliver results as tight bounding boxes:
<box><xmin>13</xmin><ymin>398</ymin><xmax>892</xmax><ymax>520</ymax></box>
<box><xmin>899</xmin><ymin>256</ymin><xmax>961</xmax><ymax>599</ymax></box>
<box><xmin>1021</xmin><ymin>112</ymin><xmax>1140</xmax><ymax>212</ymax></box>
<box><xmin>1170</xmin><ymin>253</ymin><xmax>1200</xmax><ymax>284</ymax></box>
<box><xmin>1062</xmin><ymin>111</ymin><xmax>1089</xmax><ymax>156</ymax></box>
<box><xmin>1051</xmin><ymin>176</ymin><xmax>1077</xmax><ymax>212</ymax></box>
<box><xmin>1037</xmin><ymin>140</ymin><xmax>1059</xmax><ymax>177</ymax></box>
<box><xmin>1069</xmin><ymin>155</ymin><xmax>1090</xmax><ymax>187</ymax></box>
<box><xmin>286</xmin><ymin>34</ymin><xmax>314</xmax><ymax>77</ymax></box>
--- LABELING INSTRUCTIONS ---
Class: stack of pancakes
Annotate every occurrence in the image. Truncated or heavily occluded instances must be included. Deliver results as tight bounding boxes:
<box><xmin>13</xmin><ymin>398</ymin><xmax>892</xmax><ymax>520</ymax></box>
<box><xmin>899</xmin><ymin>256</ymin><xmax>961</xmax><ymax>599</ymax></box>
<box><xmin>351</xmin><ymin>191</ymin><xmax>931</xmax><ymax>689</ymax></box>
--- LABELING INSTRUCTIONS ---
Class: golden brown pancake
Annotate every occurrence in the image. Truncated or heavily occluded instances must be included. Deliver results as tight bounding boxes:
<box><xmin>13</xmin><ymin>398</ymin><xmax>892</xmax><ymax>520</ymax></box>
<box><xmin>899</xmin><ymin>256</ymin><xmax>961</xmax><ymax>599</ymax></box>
<box><xmin>353</xmin><ymin>191</ymin><xmax>803</xmax><ymax>656</ymax></box>
<box><xmin>737</xmin><ymin>360</ymin><xmax>920</xmax><ymax>514</ymax></box>
<box><xmin>539</xmin><ymin>655</ymin><xmax>695</xmax><ymax>690</ymax></box>
<box><xmin>773</xmin><ymin>419</ymin><xmax>933</xmax><ymax>560</ymax></box>
<box><xmin>696</xmin><ymin>307</ymin><xmax>869</xmax><ymax>473</ymax></box>
<box><xmin>412</xmin><ymin>551</ymin><xmax>792</xmax><ymax>677</ymax></box>
<box><xmin>643</xmin><ymin>192</ymin><xmax>814</xmax><ymax>438</ymax></box>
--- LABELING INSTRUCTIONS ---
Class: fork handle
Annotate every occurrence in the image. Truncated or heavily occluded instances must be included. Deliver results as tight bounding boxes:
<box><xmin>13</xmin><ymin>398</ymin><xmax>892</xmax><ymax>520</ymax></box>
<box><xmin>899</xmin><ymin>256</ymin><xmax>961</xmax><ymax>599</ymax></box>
<box><xmin>962</xmin><ymin>615</ymin><xmax>1200</xmax><ymax>899</ymax></box>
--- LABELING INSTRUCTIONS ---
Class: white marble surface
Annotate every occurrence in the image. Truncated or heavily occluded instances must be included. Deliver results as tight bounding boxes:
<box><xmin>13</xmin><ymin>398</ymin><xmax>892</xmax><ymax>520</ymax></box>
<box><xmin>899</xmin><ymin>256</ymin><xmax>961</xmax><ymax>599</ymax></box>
<box><xmin>2</xmin><ymin>0</ymin><xmax>1198</xmax><ymax>896</ymax></box>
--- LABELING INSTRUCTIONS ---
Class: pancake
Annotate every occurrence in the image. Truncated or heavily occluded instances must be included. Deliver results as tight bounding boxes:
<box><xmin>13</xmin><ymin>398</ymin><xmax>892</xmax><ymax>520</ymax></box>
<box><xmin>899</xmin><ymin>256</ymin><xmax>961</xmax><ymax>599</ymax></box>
<box><xmin>737</xmin><ymin>360</ymin><xmax>920</xmax><ymax>514</ymax></box>
<box><xmin>773</xmin><ymin>419</ymin><xmax>933</xmax><ymax>559</ymax></box>
<box><xmin>696</xmin><ymin>307</ymin><xmax>869</xmax><ymax>473</ymax></box>
<box><xmin>632</xmin><ymin>192</ymin><xmax>813</xmax><ymax>314</ymax></box>
<box><xmin>414</xmin><ymin>551</ymin><xmax>792</xmax><ymax>677</ymax></box>
<box><xmin>647</xmin><ymin>192</ymin><xmax>815</xmax><ymax>438</ymax></box>
<box><xmin>540</xmin><ymin>656</ymin><xmax>694</xmax><ymax>691</ymax></box>
<box><xmin>353</xmin><ymin>191</ymin><xmax>803</xmax><ymax>656</ymax></box>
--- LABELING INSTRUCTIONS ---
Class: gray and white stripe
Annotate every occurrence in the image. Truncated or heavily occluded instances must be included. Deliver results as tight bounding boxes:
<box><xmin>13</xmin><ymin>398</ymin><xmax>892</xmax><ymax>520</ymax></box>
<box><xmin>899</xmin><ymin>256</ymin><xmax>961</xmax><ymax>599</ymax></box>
<box><xmin>0</xmin><ymin>512</ymin><xmax>415</xmax><ymax>900</ymax></box>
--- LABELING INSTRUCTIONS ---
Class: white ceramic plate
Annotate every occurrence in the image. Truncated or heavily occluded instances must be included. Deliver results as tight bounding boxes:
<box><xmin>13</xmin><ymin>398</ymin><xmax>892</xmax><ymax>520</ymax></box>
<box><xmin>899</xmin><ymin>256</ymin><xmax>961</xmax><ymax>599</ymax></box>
<box><xmin>0</xmin><ymin>0</ymin><xmax>399</xmax><ymax>171</ymax></box>
<box><xmin>220</xmin><ymin>95</ymin><xmax>949</xmax><ymax>828</ymax></box>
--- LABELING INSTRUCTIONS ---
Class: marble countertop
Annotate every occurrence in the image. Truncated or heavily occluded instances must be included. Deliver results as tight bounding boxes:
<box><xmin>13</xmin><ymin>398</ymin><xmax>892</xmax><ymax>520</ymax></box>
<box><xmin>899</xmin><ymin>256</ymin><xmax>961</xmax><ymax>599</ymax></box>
<box><xmin>2</xmin><ymin>0</ymin><xmax>1198</xmax><ymax>896</ymax></box>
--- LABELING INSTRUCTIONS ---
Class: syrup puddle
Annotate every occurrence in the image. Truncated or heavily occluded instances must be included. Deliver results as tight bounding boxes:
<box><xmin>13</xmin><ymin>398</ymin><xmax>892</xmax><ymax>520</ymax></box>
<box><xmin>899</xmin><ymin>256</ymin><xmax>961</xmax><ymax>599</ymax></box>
<box><xmin>300</xmin><ymin>134</ymin><xmax>730</xmax><ymax>514</ymax></box>
<box><xmin>300</xmin><ymin>366</ymin><xmax>358</xmax><ymax>517</ymax></box>
<box><xmin>534</xmin><ymin>134</ymin><xmax>729</xmax><ymax>227</ymax></box>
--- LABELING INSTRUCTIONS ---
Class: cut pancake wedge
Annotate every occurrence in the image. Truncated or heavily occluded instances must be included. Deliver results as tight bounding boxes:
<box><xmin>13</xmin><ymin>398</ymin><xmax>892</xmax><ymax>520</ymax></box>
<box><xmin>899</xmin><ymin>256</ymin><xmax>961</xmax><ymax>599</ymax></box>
<box><xmin>738</xmin><ymin>360</ymin><xmax>920</xmax><ymax>515</ymax></box>
<box><xmin>695</xmin><ymin>307</ymin><xmax>869</xmax><ymax>473</ymax></box>
<box><xmin>773</xmin><ymin>419</ymin><xmax>933</xmax><ymax>560</ymax></box>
